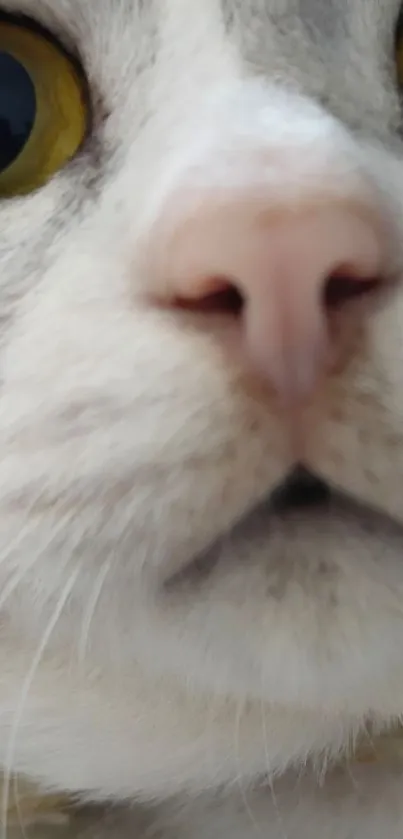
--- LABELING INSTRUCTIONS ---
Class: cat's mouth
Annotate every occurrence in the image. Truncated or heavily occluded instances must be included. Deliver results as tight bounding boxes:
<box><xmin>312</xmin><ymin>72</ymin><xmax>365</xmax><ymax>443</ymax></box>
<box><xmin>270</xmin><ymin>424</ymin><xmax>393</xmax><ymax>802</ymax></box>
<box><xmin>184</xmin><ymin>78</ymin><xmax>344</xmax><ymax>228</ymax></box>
<box><xmin>269</xmin><ymin>465</ymin><xmax>331</xmax><ymax>512</ymax></box>
<box><xmin>166</xmin><ymin>466</ymin><xmax>403</xmax><ymax>589</ymax></box>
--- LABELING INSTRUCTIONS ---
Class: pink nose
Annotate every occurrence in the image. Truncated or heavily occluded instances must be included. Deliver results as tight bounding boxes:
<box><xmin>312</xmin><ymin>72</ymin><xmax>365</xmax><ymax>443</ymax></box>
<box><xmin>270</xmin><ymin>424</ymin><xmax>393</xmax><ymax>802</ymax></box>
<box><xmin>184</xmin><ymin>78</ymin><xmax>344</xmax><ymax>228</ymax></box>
<box><xmin>148</xmin><ymin>193</ymin><xmax>383</xmax><ymax>399</ymax></box>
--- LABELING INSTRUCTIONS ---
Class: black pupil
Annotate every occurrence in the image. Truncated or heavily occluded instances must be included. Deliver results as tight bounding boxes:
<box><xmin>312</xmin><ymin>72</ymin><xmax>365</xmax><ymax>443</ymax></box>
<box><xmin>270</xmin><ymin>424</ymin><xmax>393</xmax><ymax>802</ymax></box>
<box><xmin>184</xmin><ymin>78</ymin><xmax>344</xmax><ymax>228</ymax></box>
<box><xmin>0</xmin><ymin>52</ymin><xmax>36</xmax><ymax>174</ymax></box>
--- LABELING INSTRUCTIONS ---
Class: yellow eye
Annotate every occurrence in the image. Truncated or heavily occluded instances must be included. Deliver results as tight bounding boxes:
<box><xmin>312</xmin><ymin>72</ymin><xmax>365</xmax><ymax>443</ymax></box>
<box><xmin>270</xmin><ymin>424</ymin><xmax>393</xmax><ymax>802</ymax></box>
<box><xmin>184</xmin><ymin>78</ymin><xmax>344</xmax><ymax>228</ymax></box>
<box><xmin>0</xmin><ymin>19</ymin><xmax>88</xmax><ymax>197</ymax></box>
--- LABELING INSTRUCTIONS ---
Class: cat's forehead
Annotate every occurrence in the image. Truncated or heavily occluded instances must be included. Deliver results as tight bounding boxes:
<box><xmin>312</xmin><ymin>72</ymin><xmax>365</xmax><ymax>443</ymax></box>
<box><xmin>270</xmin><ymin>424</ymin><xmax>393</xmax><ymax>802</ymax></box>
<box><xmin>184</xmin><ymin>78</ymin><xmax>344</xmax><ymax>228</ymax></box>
<box><xmin>2</xmin><ymin>0</ymin><xmax>399</xmax><ymax>62</ymax></box>
<box><xmin>218</xmin><ymin>0</ymin><xmax>402</xmax><ymax>131</ymax></box>
<box><xmin>223</xmin><ymin>0</ymin><xmax>398</xmax><ymax>30</ymax></box>
<box><xmin>221</xmin><ymin>0</ymin><xmax>399</xmax><ymax>73</ymax></box>
<box><xmin>3</xmin><ymin>0</ymin><xmax>401</xmax><ymax>45</ymax></box>
<box><xmin>2</xmin><ymin>0</ymin><xmax>403</xmax><ymax>139</ymax></box>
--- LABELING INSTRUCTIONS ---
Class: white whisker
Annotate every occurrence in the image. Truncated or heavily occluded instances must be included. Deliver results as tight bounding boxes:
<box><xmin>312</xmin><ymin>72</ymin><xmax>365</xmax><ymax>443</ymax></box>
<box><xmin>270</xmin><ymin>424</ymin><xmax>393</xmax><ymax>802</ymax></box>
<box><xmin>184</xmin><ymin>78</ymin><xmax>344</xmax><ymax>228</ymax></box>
<box><xmin>233</xmin><ymin>699</ymin><xmax>262</xmax><ymax>837</ymax></box>
<box><xmin>0</xmin><ymin>566</ymin><xmax>81</xmax><ymax>839</ymax></box>
<box><xmin>260</xmin><ymin>675</ymin><xmax>289</xmax><ymax>839</ymax></box>
<box><xmin>12</xmin><ymin>773</ymin><xmax>29</xmax><ymax>839</ymax></box>
<box><xmin>78</xmin><ymin>560</ymin><xmax>112</xmax><ymax>665</ymax></box>
<box><xmin>0</xmin><ymin>514</ymin><xmax>78</xmax><ymax>619</ymax></box>
<box><xmin>0</xmin><ymin>562</ymin><xmax>41</xmax><ymax>617</ymax></box>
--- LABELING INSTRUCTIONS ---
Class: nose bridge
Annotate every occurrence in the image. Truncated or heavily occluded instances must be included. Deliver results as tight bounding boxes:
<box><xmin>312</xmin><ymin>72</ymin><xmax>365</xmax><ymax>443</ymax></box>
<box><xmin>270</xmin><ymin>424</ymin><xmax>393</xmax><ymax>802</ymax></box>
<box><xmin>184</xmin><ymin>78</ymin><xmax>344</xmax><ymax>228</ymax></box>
<box><xmin>145</xmin><ymin>82</ymin><xmax>376</xmax><ymax>287</ymax></box>
<box><xmin>147</xmin><ymin>80</ymin><xmax>373</xmax><ymax>234</ymax></box>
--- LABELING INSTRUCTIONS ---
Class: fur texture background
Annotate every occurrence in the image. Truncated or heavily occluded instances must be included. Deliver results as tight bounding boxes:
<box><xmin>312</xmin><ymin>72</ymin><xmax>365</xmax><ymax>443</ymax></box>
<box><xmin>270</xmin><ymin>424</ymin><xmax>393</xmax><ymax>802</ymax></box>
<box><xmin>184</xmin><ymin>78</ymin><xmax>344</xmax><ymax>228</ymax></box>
<box><xmin>2</xmin><ymin>1</ymin><xmax>403</xmax><ymax>836</ymax></box>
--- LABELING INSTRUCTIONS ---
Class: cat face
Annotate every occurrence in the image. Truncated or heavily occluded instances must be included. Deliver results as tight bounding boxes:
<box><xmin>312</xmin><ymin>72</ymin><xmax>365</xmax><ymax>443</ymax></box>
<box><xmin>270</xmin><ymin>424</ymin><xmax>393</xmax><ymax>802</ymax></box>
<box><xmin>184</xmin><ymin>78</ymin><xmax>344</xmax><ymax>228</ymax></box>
<box><xmin>2</xmin><ymin>0</ymin><xmax>403</xmax><ymax>793</ymax></box>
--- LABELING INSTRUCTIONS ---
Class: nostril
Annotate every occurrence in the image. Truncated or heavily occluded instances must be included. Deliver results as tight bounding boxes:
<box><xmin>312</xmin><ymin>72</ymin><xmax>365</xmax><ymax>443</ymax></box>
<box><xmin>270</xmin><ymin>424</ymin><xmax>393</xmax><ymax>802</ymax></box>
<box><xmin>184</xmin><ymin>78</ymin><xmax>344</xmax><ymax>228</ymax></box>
<box><xmin>175</xmin><ymin>280</ymin><xmax>244</xmax><ymax>315</ymax></box>
<box><xmin>322</xmin><ymin>270</ymin><xmax>380</xmax><ymax>310</ymax></box>
<box><xmin>174</xmin><ymin>271</ymin><xmax>380</xmax><ymax>315</ymax></box>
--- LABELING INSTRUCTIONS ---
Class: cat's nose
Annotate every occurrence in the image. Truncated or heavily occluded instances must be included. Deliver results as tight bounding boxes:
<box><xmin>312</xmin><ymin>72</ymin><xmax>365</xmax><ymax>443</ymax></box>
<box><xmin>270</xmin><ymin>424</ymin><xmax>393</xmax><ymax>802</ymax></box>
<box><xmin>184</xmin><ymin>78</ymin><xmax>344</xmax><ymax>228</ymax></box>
<box><xmin>149</xmin><ymin>195</ymin><xmax>383</xmax><ymax>400</ymax></box>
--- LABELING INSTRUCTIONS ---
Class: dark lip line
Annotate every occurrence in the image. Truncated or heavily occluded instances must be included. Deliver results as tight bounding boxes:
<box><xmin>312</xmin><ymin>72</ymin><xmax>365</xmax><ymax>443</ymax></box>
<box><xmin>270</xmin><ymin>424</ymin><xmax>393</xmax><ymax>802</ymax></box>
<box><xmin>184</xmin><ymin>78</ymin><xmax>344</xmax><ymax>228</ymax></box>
<box><xmin>164</xmin><ymin>471</ymin><xmax>403</xmax><ymax>590</ymax></box>
<box><xmin>260</xmin><ymin>473</ymin><xmax>403</xmax><ymax>536</ymax></box>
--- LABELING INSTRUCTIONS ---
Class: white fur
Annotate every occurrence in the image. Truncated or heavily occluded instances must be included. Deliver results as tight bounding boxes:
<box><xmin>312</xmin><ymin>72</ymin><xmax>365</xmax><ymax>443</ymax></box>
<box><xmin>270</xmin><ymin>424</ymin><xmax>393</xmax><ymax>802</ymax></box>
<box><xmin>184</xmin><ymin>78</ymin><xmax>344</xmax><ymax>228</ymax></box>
<box><xmin>2</xmin><ymin>1</ymin><xmax>403</xmax><ymax>836</ymax></box>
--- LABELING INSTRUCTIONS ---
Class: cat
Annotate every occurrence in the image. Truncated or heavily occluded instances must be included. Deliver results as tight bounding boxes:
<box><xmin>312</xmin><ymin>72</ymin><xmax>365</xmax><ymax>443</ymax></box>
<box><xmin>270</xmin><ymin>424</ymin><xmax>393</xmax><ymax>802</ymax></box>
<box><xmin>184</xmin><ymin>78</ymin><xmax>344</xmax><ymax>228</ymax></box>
<box><xmin>2</xmin><ymin>0</ymin><xmax>403</xmax><ymax>836</ymax></box>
